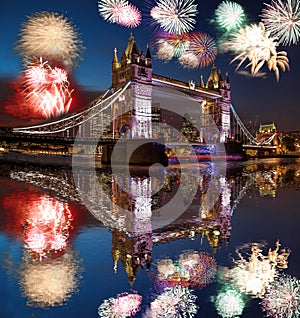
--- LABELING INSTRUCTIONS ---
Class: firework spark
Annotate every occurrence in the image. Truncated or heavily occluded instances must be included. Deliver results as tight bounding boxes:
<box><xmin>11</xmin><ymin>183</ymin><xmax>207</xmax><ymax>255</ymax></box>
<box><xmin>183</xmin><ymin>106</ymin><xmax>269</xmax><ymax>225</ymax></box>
<box><xmin>223</xmin><ymin>22</ymin><xmax>290</xmax><ymax>81</ymax></box>
<box><xmin>261</xmin><ymin>274</ymin><xmax>300</xmax><ymax>318</ymax></box>
<box><xmin>261</xmin><ymin>0</ymin><xmax>300</xmax><ymax>46</ymax></box>
<box><xmin>155</xmin><ymin>42</ymin><xmax>174</xmax><ymax>61</ymax></box>
<box><xmin>150</xmin><ymin>0</ymin><xmax>198</xmax><ymax>35</ymax></box>
<box><xmin>146</xmin><ymin>286</ymin><xmax>198</xmax><ymax>317</ymax></box>
<box><xmin>98</xmin><ymin>0</ymin><xmax>141</xmax><ymax>28</ymax></box>
<box><xmin>16</xmin><ymin>11</ymin><xmax>83</xmax><ymax>70</ymax></box>
<box><xmin>214</xmin><ymin>1</ymin><xmax>246</xmax><ymax>33</ymax></box>
<box><xmin>98</xmin><ymin>292</ymin><xmax>142</xmax><ymax>317</ymax></box>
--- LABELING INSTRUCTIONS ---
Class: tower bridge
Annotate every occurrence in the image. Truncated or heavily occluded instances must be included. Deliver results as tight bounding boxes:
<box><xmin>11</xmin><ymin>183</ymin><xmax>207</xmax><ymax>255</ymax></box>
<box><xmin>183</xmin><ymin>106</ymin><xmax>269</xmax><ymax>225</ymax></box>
<box><xmin>1</xmin><ymin>34</ymin><xmax>279</xmax><ymax>161</ymax></box>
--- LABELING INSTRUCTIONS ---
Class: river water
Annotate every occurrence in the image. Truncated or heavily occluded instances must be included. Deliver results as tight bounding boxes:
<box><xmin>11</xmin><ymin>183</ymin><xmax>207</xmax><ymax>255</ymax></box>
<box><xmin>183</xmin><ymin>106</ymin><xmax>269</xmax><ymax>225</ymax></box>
<box><xmin>0</xmin><ymin>158</ymin><xmax>299</xmax><ymax>318</ymax></box>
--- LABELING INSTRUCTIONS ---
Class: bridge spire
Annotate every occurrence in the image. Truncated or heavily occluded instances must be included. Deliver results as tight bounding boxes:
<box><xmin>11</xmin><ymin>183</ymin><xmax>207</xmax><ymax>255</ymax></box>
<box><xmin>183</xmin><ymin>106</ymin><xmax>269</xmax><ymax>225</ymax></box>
<box><xmin>112</xmin><ymin>48</ymin><xmax>119</xmax><ymax>65</ymax></box>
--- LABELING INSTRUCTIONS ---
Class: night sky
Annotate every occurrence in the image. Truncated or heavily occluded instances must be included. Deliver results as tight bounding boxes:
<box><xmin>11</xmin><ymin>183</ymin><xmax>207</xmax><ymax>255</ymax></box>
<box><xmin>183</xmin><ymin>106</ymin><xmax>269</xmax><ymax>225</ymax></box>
<box><xmin>0</xmin><ymin>0</ymin><xmax>299</xmax><ymax>131</ymax></box>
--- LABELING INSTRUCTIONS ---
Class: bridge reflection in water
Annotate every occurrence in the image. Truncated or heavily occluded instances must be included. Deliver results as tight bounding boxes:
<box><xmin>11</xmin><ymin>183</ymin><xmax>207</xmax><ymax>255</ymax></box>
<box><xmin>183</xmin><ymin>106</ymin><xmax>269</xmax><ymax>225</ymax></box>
<box><xmin>1</xmin><ymin>159</ymin><xmax>299</xmax><ymax>288</ymax></box>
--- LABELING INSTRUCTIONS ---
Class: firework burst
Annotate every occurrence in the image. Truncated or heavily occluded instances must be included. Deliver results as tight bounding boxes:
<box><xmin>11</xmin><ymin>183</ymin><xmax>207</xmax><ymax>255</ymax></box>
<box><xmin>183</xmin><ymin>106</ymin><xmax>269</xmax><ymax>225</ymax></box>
<box><xmin>214</xmin><ymin>1</ymin><xmax>246</xmax><ymax>33</ymax></box>
<box><xmin>16</xmin><ymin>11</ymin><xmax>83</xmax><ymax>70</ymax></box>
<box><xmin>146</xmin><ymin>286</ymin><xmax>198</xmax><ymax>317</ymax></box>
<box><xmin>260</xmin><ymin>0</ymin><xmax>300</xmax><ymax>46</ymax></box>
<box><xmin>150</xmin><ymin>0</ymin><xmax>198</xmax><ymax>35</ymax></box>
<box><xmin>98</xmin><ymin>292</ymin><xmax>142</xmax><ymax>317</ymax></box>
<box><xmin>223</xmin><ymin>22</ymin><xmax>290</xmax><ymax>81</ymax></box>
<box><xmin>98</xmin><ymin>0</ymin><xmax>141</xmax><ymax>28</ymax></box>
<box><xmin>188</xmin><ymin>31</ymin><xmax>218</xmax><ymax>68</ymax></box>
<box><xmin>21</xmin><ymin>58</ymin><xmax>73</xmax><ymax>118</ymax></box>
<box><xmin>261</xmin><ymin>274</ymin><xmax>300</xmax><ymax>318</ymax></box>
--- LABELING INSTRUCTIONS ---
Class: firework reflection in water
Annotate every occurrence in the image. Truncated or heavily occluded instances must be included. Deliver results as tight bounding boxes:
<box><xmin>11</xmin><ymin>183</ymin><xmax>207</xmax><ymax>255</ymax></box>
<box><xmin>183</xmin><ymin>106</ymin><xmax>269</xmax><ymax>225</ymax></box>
<box><xmin>155</xmin><ymin>250</ymin><xmax>217</xmax><ymax>290</ymax></box>
<box><xmin>98</xmin><ymin>292</ymin><xmax>142</xmax><ymax>317</ymax></box>
<box><xmin>224</xmin><ymin>241</ymin><xmax>290</xmax><ymax>298</ymax></box>
<box><xmin>261</xmin><ymin>273</ymin><xmax>300</xmax><ymax>318</ymax></box>
<box><xmin>19</xmin><ymin>248</ymin><xmax>81</xmax><ymax>308</ymax></box>
<box><xmin>145</xmin><ymin>285</ymin><xmax>198</xmax><ymax>318</ymax></box>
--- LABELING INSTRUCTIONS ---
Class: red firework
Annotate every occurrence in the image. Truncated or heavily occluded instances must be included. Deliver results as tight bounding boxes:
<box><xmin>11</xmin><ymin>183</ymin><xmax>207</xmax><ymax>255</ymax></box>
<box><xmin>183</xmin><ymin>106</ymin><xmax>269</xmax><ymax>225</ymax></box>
<box><xmin>2</xmin><ymin>192</ymin><xmax>73</xmax><ymax>258</ymax></box>
<box><xmin>4</xmin><ymin>58</ymin><xmax>73</xmax><ymax>119</ymax></box>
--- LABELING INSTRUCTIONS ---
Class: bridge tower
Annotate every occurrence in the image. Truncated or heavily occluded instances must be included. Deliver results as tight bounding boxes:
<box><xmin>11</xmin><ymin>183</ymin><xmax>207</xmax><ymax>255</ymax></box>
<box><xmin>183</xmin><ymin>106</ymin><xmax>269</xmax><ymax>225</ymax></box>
<box><xmin>112</xmin><ymin>34</ymin><xmax>153</xmax><ymax>138</ymax></box>
<box><xmin>204</xmin><ymin>65</ymin><xmax>231</xmax><ymax>143</ymax></box>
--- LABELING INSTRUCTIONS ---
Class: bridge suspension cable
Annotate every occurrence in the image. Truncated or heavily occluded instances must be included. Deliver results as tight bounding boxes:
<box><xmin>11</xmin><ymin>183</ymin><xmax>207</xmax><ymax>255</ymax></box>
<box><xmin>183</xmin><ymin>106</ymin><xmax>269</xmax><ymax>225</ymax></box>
<box><xmin>13</xmin><ymin>81</ymin><xmax>131</xmax><ymax>134</ymax></box>
<box><xmin>230</xmin><ymin>104</ymin><xmax>260</xmax><ymax>145</ymax></box>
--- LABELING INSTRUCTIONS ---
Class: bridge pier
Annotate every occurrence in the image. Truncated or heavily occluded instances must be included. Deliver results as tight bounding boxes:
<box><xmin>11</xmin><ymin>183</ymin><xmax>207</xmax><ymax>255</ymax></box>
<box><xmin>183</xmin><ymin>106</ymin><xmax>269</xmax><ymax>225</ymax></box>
<box><xmin>101</xmin><ymin>139</ymin><xmax>168</xmax><ymax>166</ymax></box>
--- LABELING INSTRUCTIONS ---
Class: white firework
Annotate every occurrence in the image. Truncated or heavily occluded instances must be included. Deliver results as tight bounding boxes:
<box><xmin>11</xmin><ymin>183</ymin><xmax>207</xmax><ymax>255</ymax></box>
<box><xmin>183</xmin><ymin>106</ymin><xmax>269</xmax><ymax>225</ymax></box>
<box><xmin>224</xmin><ymin>22</ymin><xmax>290</xmax><ymax>81</ymax></box>
<box><xmin>214</xmin><ymin>1</ymin><xmax>246</xmax><ymax>32</ymax></box>
<box><xmin>16</xmin><ymin>11</ymin><xmax>83</xmax><ymax>70</ymax></box>
<box><xmin>151</xmin><ymin>0</ymin><xmax>198</xmax><ymax>35</ymax></box>
<box><xmin>98</xmin><ymin>0</ymin><xmax>128</xmax><ymax>23</ymax></box>
<box><xmin>261</xmin><ymin>0</ymin><xmax>300</xmax><ymax>45</ymax></box>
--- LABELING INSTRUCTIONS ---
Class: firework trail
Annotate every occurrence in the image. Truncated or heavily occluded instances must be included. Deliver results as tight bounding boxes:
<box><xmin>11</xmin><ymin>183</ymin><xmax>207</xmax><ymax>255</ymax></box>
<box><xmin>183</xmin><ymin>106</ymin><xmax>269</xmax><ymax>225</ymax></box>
<box><xmin>260</xmin><ymin>0</ymin><xmax>300</xmax><ymax>46</ymax></box>
<box><xmin>16</xmin><ymin>11</ymin><xmax>83</xmax><ymax>70</ymax></box>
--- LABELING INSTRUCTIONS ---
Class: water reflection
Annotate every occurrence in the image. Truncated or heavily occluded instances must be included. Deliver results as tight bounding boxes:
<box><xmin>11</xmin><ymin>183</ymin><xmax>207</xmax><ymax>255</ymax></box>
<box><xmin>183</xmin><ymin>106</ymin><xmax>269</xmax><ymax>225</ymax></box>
<box><xmin>19</xmin><ymin>247</ymin><xmax>81</xmax><ymax>308</ymax></box>
<box><xmin>98</xmin><ymin>292</ymin><xmax>142</xmax><ymax>318</ymax></box>
<box><xmin>0</xmin><ymin>186</ymin><xmax>83</xmax><ymax>308</ymax></box>
<box><xmin>261</xmin><ymin>273</ymin><xmax>300</xmax><ymax>318</ymax></box>
<box><xmin>212</xmin><ymin>287</ymin><xmax>246</xmax><ymax>318</ymax></box>
<box><xmin>144</xmin><ymin>286</ymin><xmax>198</xmax><ymax>318</ymax></box>
<box><xmin>155</xmin><ymin>250</ymin><xmax>217</xmax><ymax>291</ymax></box>
<box><xmin>2</xmin><ymin>192</ymin><xmax>73</xmax><ymax>258</ymax></box>
<box><xmin>220</xmin><ymin>241</ymin><xmax>290</xmax><ymax>298</ymax></box>
<box><xmin>3</xmin><ymin>160</ymin><xmax>299</xmax><ymax>282</ymax></box>
<box><xmin>0</xmin><ymin>159</ymin><xmax>299</xmax><ymax>316</ymax></box>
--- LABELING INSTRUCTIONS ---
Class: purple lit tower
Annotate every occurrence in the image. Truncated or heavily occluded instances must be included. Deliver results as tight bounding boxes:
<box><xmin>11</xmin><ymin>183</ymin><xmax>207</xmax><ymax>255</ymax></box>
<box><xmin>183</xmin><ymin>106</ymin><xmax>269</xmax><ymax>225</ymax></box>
<box><xmin>200</xmin><ymin>65</ymin><xmax>231</xmax><ymax>143</ymax></box>
<box><xmin>112</xmin><ymin>34</ymin><xmax>153</xmax><ymax>139</ymax></box>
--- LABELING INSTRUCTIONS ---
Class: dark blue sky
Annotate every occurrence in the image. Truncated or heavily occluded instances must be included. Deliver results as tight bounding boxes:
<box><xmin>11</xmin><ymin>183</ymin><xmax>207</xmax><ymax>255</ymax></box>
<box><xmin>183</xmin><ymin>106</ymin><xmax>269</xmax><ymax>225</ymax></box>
<box><xmin>0</xmin><ymin>0</ymin><xmax>299</xmax><ymax>131</ymax></box>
